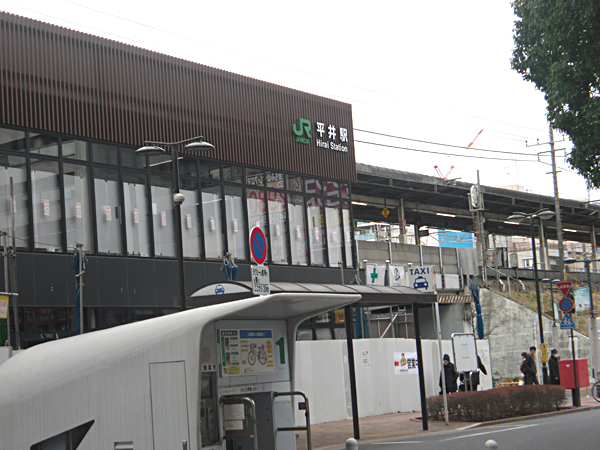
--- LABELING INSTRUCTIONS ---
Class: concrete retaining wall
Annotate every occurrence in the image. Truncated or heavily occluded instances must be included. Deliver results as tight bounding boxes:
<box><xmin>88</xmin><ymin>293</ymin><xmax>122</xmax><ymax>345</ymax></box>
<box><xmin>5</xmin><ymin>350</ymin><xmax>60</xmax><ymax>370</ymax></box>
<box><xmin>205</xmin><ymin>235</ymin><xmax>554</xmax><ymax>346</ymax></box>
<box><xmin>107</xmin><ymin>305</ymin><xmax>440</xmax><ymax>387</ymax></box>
<box><xmin>480</xmin><ymin>288</ymin><xmax>590</xmax><ymax>379</ymax></box>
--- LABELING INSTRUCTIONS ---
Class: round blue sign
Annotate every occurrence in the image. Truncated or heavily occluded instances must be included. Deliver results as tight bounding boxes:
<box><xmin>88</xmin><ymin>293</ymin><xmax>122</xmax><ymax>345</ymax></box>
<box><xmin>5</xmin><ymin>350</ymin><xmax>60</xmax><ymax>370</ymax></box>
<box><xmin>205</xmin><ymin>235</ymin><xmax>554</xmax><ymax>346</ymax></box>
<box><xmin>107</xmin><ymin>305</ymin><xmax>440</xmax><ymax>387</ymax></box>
<box><xmin>249</xmin><ymin>227</ymin><xmax>267</xmax><ymax>265</ymax></box>
<box><xmin>558</xmin><ymin>297</ymin><xmax>574</xmax><ymax>313</ymax></box>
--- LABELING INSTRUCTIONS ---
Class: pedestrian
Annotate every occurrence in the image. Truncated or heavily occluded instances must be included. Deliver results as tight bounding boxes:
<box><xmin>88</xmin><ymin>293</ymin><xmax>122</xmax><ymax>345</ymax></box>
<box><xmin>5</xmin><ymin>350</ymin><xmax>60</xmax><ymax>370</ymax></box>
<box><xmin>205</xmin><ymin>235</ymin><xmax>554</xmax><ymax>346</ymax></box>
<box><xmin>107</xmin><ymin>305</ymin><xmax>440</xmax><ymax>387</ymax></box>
<box><xmin>459</xmin><ymin>354</ymin><xmax>488</xmax><ymax>391</ymax></box>
<box><xmin>549</xmin><ymin>348</ymin><xmax>560</xmax><ymax>385</ymax></box>
<box><xmin>439</xmin><ymin>354</ymin><xmax>458</xmax><ymax>394</ymax></box>
<box><xmin>523</xmin><ymin>346</ymin><xmax>539</xmax><ymax>385</ymax></box>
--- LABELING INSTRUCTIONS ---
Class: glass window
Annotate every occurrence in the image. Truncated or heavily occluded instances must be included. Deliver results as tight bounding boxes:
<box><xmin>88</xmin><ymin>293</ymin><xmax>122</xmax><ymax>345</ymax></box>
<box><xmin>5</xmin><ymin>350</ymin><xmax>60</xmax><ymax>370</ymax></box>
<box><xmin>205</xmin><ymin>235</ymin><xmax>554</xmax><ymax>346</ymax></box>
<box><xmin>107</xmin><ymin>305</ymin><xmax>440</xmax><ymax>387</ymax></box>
<box><xmin>0</xmin><ymin>154</ymin><xmax>29</xmax><ymax>250</ymax></box>
<box><xmin>121</xmin><ymin>147</ymin><xmax>146</xmax><ymax>169</ymax></box>
<box><xmin>342</xmin><ymin>201</ymin><xmax>354</xmax><ymax>268</ymax></box>
<box><xmin>62</xmin><ymin>139</ymin><xmax>89</xmax><ymax>161</ymax></box>
<box><xmin>91</xmin><ymin>142</ymin><xmax>119</xmax><ymax>165</ymax></box>
<box><xmin>149</xmin><ymin>153</ymin><xmax>174</xmax><ymax>174</ymax></box>
<box><xmin>324</xmin><ymin>180</ymin><xmax>340</xmax><ymax>198</ymax></box>
<box><xmin>30</xmin><ymin>133</ymin><xmax>59</xmax><ymax>157</ymax></box>
<box><xmin>247</xmin><ymin>188</ymin><xmax>267</xmax><ymax>232</ymax></box>
<box><xmin>94</xmin><ymin>168</ymin><xmax>123</xmax><ymax>255</ymax></box>
<box><xmin>30</xmin><ymin>420</ymin><xmax>94</xmax><ymax>450</ymax></box>
<box><xmin>307</xmin><ymin>196</ymin><xmax>326</xmax><ymax>266</ymax></box>
<box><xmin>63</xmin><ymin>163</ymin><xmax>94</xmax><ymax>253</ymax></box>
<box><xmin>223</xmin><ymin>164</ymin><xmax>243</xmax><ymax>183</ymax></box>
<box><xmin>124</xmin><ymin>173</ymin><xmax>151</xmax><ymax>257</ymax></box>
<box><xmin>150</xmin><ymin>175</ymin><xmax>175</xmax><ymax>258</ymax></box>
<box><xmin>24</xmin><ymin>307</ymin><xmax>71</xmax><ymax>333</ymax></box>
<box><xmin>304</xmin><ymin>178</ymin><xmax>322</xmax><ymax>195</ymax></box>
<box><xmin>98</xmin><ymin>307</ymin><xmax>129</xmax><ymax>329</ymax></box>
<box><xmin>288</xmin><ymin>194</ymin><xmax>307</xmax><ymax>266</ymax></box>
<box><xmin>287</xmin><ymin>175</ymin><xmax>303</xmax><ymax>192</ymax></box>
<box><xmin>179</xmin><ymin>155</ymin><xmax>198</xmax><ymax>177</ymax></box>
<box><xmin>268</xmin><ymin>191</ymin><xmax>288</xmax><ymax>264</ymax></box>
<box><xmin>224</xmin><ymin>185</ymin><xmax>247</xmax><ymax>261</ymax></box>
<box><xmin>340</xmin><ymin>183</ymin><xmax>350</xmax><ymax>199</ymax></box>
<box><xmin>31</xmin><ymin>159</ymin><xmax>62</xmax><ymax>252</ymax></box>
<box><xmin>199</xmin><ymin>159</ymin><xmax>221</xmax><ymax>180</ymax></box>
<box><xmin>266</xmin><ymin>171</ymin><xmax>285</xmax><ymax>189</ymax></box>
<box><xmin>0</xmin><ymin>127</ymin><xmax>26</xmax><ymax>152</ymax></box>
<box><xmin>245</xmin><ymin>168</ymin><xmax>264</xmax><ymax>187</ymax></box>
<box><xmin>202</xmin><ymin>183</ymin><xmax>224</xmax><ymax>259</ymax></box>
<box><xmin>180</xmin><ymin>178</ymin><xmax>201</xmax><ymax>259</ymax></box>
<box><xmin>326</xmin><ymin>199</ymin><xmax>343</xmax><ymax>267</ymax></box>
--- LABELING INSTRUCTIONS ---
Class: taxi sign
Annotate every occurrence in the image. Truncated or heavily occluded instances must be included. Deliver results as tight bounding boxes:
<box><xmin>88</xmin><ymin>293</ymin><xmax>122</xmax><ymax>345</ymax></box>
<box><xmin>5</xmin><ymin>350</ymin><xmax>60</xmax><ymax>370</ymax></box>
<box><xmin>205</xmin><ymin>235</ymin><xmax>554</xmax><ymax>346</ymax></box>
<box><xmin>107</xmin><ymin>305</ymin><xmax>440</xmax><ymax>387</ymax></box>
<box><xmin>249</xmin><ymin>227</ymin><xmax>267</xmax><ymax>265</ymax></box>
<box><xmin>556</xmin><ymin>281</ymin><xmax>573</xmax><ymax>297</ymax></box>
<box><xmin>558</xmin><ymin>297</ymin><xmax>574</xmax><ymax>313</ymax></box>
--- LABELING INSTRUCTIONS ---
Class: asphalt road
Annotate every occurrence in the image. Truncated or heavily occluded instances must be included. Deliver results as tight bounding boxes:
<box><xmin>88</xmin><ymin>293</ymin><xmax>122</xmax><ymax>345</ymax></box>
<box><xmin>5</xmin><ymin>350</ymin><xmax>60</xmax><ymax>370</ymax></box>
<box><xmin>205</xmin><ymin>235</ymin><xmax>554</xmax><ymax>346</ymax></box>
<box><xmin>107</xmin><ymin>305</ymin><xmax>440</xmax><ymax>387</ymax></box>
<box><xmin>356</xmin><ymin>409</ymin><xmax>600</xmax><ymax>450</ymax></box>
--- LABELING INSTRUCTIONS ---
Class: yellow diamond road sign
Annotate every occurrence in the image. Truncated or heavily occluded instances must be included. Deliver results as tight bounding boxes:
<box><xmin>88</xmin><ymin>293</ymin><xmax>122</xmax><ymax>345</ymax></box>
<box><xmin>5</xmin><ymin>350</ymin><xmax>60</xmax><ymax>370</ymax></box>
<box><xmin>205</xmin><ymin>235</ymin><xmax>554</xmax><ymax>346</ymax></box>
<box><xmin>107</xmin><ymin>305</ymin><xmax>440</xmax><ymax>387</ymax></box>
<box><xmin>381</xmin><ymin>207</ymin><xmax>390</xmax><ymax>218</ymax></box>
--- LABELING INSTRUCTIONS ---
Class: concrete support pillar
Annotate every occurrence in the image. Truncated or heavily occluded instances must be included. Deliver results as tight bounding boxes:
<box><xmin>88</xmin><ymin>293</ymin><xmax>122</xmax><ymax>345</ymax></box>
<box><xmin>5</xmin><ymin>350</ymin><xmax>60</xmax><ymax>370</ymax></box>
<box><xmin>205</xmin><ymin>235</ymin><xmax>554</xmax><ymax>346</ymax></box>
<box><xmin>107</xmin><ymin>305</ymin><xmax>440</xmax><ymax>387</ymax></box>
<box><xmin>398</xmin><ymin>198</ymin><xmax>406</xmax><ymax>244</ymax></box>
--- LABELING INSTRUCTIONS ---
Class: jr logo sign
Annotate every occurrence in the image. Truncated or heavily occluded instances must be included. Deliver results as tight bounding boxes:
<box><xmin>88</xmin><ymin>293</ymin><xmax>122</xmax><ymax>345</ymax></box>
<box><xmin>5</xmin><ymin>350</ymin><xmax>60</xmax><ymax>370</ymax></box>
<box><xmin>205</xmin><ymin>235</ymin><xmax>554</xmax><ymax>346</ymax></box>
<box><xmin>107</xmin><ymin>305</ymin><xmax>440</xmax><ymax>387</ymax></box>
<box><xmin>292</xmin><ymin>118</ymin><xmax>311</xmax><ymax>144</ymax></box>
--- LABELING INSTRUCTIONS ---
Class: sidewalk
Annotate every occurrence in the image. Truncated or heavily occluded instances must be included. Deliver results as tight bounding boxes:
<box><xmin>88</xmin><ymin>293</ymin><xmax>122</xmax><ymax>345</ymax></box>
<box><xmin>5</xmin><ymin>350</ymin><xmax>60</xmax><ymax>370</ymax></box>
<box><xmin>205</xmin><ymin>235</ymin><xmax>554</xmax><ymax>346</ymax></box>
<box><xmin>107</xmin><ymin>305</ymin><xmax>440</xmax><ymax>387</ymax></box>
<box><xmin>296</xmin><ymin>395</ymin><xmax>600</xmax><ymax>450</ymax></box>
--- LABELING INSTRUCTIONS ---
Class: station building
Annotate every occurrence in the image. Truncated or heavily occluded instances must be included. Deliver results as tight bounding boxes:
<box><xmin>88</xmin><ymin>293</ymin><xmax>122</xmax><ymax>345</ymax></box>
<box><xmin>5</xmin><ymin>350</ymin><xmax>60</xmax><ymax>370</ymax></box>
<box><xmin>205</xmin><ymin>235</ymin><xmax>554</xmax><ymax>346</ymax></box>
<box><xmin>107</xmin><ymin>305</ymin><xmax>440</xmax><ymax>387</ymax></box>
<box><xmin>0</xmin><ymin>12</ymin><xmax>361</xmax><ymax>345</ymax></box>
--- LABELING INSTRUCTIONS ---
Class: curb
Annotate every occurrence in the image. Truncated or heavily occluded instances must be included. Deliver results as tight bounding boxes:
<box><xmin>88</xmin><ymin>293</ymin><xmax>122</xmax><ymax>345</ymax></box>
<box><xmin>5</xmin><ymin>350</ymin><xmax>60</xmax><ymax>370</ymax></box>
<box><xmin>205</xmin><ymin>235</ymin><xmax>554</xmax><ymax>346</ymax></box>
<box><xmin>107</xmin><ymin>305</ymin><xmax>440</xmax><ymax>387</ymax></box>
<box><xmin>459</xmin><ymin>403</ymin><xmax>600</xmax><ymax>429</ymax></box>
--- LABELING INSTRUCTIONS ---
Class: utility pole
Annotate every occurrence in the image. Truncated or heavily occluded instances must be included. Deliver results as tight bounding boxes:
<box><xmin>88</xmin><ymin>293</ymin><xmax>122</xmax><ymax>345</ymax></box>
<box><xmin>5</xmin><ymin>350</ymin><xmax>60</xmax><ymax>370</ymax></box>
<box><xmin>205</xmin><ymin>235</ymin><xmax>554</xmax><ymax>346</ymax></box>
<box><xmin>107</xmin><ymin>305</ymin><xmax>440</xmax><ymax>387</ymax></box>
<box><xmin>549</xmin><ymin>127</ymin><xmax>565</xmax><ymax>278</ymax></box>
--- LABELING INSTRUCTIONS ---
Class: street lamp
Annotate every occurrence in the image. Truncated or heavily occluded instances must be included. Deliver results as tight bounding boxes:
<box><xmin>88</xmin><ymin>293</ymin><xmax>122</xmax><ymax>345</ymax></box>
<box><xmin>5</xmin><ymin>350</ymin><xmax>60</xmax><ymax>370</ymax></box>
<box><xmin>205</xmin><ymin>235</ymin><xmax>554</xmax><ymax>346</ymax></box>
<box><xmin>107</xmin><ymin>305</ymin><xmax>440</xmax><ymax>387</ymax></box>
<box><xmin>507</xmin><ymin>208</ymin><xmax>555</xmax><ymax>384</ymax></box>
<box><xmin>564</xmin><ymin>257</ymin><xmax>600</xmax><ymax>382</ymax></box>
<box><xmin>136</xmin><ymin>136</ymin><xmax>214</xmax><ymax>310</ymax></box>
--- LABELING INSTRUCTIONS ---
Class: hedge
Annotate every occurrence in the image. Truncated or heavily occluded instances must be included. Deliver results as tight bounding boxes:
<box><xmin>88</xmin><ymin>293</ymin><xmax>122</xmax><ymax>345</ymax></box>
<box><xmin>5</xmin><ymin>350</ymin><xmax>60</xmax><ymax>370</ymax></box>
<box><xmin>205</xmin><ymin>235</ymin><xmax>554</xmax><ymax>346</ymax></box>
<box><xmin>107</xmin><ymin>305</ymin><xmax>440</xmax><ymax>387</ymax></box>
<box><xmin>427</xmin><ymin>385</ymin><xmax>566</xmax><ymax>422</ymax></box>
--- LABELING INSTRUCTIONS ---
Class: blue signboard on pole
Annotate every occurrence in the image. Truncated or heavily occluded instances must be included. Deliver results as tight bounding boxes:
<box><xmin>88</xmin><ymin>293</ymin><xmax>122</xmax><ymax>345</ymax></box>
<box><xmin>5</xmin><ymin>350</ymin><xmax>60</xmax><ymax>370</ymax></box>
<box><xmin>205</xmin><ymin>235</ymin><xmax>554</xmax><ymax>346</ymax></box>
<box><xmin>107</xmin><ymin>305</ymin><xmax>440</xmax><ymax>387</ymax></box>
<box><xmin>560</xmin><ymin>313</ymin><xmax>575</xmax><ymax>330</ymax></box>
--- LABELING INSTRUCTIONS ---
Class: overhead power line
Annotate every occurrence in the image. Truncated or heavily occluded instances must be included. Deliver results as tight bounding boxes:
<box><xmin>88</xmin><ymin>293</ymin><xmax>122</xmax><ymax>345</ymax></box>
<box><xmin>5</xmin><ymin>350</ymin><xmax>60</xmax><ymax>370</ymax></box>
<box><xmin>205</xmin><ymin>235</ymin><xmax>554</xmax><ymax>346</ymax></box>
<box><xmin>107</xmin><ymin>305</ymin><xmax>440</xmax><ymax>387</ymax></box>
<box><xmin>354</xmin><ymin>140</ymin><xmax>539</xmax><ymax>162</ymax></box>
<box><xmin>354</xmin><ymin>129</ymin><xmax>537</xmax><ymax>157</ymax></box>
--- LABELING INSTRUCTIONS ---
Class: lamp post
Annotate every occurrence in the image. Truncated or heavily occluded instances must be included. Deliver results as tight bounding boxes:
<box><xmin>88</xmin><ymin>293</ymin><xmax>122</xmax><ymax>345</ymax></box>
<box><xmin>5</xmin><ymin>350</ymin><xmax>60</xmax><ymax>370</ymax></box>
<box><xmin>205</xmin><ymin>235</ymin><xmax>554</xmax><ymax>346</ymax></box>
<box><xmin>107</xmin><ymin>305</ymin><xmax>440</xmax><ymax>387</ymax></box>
<box><xmin>136</xmin><ymin>136</ymin><xmax>214</xmax><ymax>310</ymax></box>
<box><xmin>508</xmin><ymin>208</ymin><xmax>555</xmax><ymax>384</ymax></box>
<box><xmin>564</xmin><ymin>257</ymin><xmax>600</xmax><ymax>382</ymax></box>
<box><xmin>541</xmin><ymin>278</ymin><xmax>561</xmax><ymax>347</ymax></box>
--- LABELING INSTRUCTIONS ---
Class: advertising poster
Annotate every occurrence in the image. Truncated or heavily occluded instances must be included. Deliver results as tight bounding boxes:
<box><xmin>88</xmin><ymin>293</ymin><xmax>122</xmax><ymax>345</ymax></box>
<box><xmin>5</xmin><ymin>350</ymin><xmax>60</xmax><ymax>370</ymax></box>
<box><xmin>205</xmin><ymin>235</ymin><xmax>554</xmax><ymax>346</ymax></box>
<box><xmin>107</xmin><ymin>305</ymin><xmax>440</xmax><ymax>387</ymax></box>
<box><xmin>240</xmin><ymin>329</ymin><xmax>274</xmax><ymax>375</ymax></box>
<box><xmin>573</xmin><ymin>287</ymin><xmax>591</xmax><ymax>315</ymax></box>
<box><xmin>220</xmin><ymin>330</ymin><xmax>241</xmax><ymax>375</ymax></box>
<box><xmin>394</xmin><ymin>352</ymin><xmax>418</xmax><ymax>375</ymax></box>
<box><xmin>0</xmin><ymin>295</ymin><xmax>9</xmax><ymax>319</ymax></box>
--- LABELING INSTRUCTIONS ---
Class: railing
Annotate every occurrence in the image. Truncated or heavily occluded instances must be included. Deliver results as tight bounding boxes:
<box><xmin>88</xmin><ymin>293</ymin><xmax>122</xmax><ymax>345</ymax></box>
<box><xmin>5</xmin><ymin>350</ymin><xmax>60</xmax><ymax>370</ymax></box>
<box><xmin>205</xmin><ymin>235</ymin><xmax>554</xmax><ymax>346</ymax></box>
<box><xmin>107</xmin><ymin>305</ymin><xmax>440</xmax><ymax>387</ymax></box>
<box><xmin>485</xmin><ymin>266</ymin><xmax>526</xmax><ymax>300</ymax></box>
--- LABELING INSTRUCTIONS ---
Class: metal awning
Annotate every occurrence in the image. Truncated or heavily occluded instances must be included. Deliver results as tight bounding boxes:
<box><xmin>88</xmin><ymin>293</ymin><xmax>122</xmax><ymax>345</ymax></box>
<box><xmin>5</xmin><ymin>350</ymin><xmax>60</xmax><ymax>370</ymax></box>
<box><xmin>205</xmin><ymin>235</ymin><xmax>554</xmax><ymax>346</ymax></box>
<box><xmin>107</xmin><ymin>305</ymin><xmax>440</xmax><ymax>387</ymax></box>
<box><xmin>190</xmin><ymin>281</ymin><xmax>438</xmax><ymax>308</ymax></box>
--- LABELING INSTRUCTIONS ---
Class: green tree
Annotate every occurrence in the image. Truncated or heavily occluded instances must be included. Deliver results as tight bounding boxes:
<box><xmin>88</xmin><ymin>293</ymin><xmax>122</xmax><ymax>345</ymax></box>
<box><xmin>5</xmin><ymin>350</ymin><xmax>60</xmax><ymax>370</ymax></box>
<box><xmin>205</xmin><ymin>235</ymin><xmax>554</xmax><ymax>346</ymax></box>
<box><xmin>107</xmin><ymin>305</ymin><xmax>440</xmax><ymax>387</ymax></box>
<box><xmin>511</xmin><ymin>1</ymin><xmax>600</xmax><ymax>188</ymax></box>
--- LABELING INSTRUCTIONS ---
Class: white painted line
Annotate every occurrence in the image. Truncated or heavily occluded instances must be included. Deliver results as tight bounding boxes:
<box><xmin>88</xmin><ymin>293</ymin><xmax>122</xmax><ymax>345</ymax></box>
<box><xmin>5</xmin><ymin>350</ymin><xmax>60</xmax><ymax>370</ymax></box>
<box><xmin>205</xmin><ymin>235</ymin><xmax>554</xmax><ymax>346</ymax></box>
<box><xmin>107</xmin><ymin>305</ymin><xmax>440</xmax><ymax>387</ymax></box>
<box><xmin>372</xmin><ymin>441</ymin><xmax>422</xmax><ymax>445</ymax></box>
<box><xmin>442</xmin><ymin>423</ymin><xmax>538</xmax><ymax>441</ymax></box>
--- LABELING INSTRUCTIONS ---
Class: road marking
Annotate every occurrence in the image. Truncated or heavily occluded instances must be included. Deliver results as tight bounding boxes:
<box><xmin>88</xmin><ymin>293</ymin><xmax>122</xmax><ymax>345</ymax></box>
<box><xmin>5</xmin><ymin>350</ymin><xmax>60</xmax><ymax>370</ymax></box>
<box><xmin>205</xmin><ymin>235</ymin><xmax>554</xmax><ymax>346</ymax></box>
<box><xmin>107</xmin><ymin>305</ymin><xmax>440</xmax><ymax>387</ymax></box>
<box><xmin>442</xmin><ymin>423</ymin><xmax>538</xmax><ymax>441</ymax></box>
<box><xmin>373</xmin><ymin>442</ymin><xmax>421</xmax><ymax>445</ymax></box>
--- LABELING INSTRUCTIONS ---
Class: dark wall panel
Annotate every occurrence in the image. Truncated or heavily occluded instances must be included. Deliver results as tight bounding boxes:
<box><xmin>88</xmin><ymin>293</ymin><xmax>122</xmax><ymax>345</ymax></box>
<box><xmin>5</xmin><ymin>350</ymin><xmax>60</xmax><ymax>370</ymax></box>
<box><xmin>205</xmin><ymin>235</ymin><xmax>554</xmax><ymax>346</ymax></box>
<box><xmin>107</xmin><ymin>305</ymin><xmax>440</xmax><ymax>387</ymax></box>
<box><xmin>94</xmin><ymin>257</ymin><xmax>128</xmax><ymax>306</ymax></box>
<box><xmin>30</xmin><ymin>254</ymin><xmax>69</xmax><ymax>306</ymax></box>
<box><xmin>0</xmin><ymin>12</ymin><xmax>356</xmax><ymax>182</ymax></box>
<box><xmin>126</xmin><ymin>259</ymin><xmax>158</xmax><ymax>307</ymax></box>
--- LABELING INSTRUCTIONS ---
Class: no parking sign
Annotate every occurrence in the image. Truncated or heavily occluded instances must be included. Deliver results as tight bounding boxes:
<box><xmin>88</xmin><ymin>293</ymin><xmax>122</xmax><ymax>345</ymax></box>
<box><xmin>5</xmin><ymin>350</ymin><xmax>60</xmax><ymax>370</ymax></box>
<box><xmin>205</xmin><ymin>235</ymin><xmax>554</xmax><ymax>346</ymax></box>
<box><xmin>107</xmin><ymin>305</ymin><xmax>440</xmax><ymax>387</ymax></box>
<box><xmin>249</xmin><ymin>227</ymin><xmax>267</xmax><ymax>265</ymax></box>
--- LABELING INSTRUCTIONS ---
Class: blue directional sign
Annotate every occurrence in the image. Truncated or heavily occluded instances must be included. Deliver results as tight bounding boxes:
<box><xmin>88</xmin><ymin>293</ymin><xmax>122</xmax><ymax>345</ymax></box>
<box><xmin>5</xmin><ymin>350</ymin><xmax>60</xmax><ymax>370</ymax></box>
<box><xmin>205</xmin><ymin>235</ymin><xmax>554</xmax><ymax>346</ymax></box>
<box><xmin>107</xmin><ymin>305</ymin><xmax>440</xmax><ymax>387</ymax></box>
<box><xmin>560</xmin><ymin>313</ymin><xmax>575</xmax><ymax>330</ymax></box>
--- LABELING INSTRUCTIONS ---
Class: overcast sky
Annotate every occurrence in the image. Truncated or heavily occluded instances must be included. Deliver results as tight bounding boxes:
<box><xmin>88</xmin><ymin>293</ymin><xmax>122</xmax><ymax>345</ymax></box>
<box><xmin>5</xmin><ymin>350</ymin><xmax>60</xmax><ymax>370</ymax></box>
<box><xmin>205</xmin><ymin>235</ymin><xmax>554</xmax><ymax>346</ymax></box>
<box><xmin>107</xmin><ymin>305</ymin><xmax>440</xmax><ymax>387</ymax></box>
<box><xmin>1</xmin><ymin>0</ymin><xmax>598</xmax><ymax>203</ymax></box>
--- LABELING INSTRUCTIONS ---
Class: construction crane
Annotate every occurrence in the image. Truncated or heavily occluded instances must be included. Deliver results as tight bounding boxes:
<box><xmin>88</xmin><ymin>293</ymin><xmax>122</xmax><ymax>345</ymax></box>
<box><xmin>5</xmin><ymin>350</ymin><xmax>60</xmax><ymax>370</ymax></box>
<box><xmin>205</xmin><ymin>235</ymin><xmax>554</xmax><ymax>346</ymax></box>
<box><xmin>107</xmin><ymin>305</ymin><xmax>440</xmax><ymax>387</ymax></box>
<box><xmin>467</xmin><ymin>129</ymin><xmax>484</xmax><ymax>148</ymax></box>
<box><xmin>434</xmin><ymin>164</ymin><xmax>455</xmax><ymax>179</ymax></box>
<box><xmin>433</xmin><ymin>129</ymin><xmax>484</xmax><ymax>179</ymax></box>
